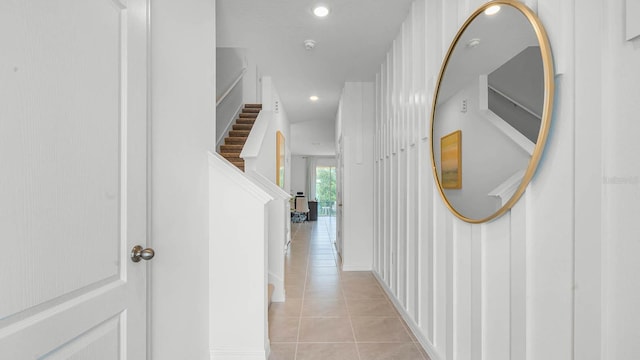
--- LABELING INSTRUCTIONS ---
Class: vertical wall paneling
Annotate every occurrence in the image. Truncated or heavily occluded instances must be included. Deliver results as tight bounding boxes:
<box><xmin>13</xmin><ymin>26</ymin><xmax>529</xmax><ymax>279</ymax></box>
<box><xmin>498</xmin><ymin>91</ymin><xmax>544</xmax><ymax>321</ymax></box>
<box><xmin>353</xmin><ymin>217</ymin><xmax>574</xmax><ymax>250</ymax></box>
<box><xmin>445</xmin><ymin>216</ymin><xmax>454</xmax><ymax>360</ymax></box>
<box><xmin>600</xmin><ymin>0</ymin><xmax>640</xmax><ymax>358</ymax></box>
<box><xmin>442</xmin><ymin>0</ymin><xmax>459</xmax><ymax>53</ymax></box>
<box><xmin>432</xmin><ymin>198</ymin><xmax>449</xmax><ymax>352</ymax></box>
<box><xmin>538</xmin><ymin>0</ymin><xmax>569</xmax><ymax>75</ymax></box>
<box><xmin>405</xmin><ymin>13</ymin><xmax>415</xmax><ymax>147</ymax></box>
<box><xmin>481</xmin><ymin>215</ymin><xmax>511</xmax><ymax>360</ymax></box>
<box><xmin>470</xmin><ymin>226</ymin><xmax>483</xmax><ymax>360</ymax></box>
<box><xmin>386</xmin><ymin>54</ymin><xmax>392</xmax><ymax>158</ymax></box>
<box><xmin>407</xmin><ymin>146</ymin><xmax>418</xmax><ymax>318</ymax></box>
<box><xmin>371</xmin><ymin>1</ymin><xmax>591</xmax><ymax>359</ymax></box>
<box><xmin>391</xmin><ymin>154</ymin><xmax>398</xmax><ymax>294</ymax></box>
<box><xmin>374</xmin><ymin>74</ymin><xmax>381</xmax><ymax>273</ymax></box>
<box><xmin>392</xmin><ymin>40</ymin><xmax>399</xmax><ymax>155</ymax></box>
<box><xmin>355</xmin><ymin>84</ymin><xmax>364</xmax><ymax>164</ymax></box>
<box><xmin>510</xmin><ymin>196</ymin><xmax>527</xmax><ymax>360</ymax></box>
<box><xmin>526</xmin><ymin>75</ymin><xmax>575</xmax><ymax>360</ymax></box>
<box><xmin>383</xmin><ymin>59</ymin><xmax>388</xmax><ymax>158</ymax></box>
<box><xmin>414</xmin><ymin>0</ymin><xmax>427</xmax><ymax>141</ymax></box>
<box><xmin>452</xmin><ymin>222</ymin><xmax>472</xmax><ymax>360</ymax></box>
<box><xmin>384</xmin><ymin>155</ymin><xmax>391</xmax><ymax>283</ymax></box>
<box><xmin>573</xmin><ymin>0</ymin><xmax>603</xmax><ymax>359</ymax></box>
<box><xmin>458</xmin><ymin>0</ymin><xmax>470</xmax><ymax>25</ymax></box>
<box><xmin>400</xmin><ymin>21</ymin><xmax>408</xmax><ymax>151</ymax></box>
<box><xmin>399</xmin><ymin>149</ymin><xmax>408</xmax><ymax>306</ymax></box>
<box><xmin>418</xmin><ymin>140</ymin><xmax>434</xmax><ymax>341</ymax></box>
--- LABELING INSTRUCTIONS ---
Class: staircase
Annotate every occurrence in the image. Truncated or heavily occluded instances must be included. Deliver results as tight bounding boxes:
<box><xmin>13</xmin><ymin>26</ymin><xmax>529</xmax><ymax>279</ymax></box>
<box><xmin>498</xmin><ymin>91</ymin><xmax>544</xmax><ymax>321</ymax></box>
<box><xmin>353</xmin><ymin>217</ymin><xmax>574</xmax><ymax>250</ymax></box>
<box><xmin>218</xmin><ymin>104</ymin><xmax>262</xmax><ymax>171</ymax></box>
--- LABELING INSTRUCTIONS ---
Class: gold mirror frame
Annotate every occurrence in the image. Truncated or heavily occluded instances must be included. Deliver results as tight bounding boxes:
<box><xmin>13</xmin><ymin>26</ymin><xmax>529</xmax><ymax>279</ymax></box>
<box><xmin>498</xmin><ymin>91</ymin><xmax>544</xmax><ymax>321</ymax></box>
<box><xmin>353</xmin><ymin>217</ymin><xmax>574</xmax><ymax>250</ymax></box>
<box><xmin>429</xmin><ymin>0</ymin><xmax>554</xmax><ymax>223</ymax></box>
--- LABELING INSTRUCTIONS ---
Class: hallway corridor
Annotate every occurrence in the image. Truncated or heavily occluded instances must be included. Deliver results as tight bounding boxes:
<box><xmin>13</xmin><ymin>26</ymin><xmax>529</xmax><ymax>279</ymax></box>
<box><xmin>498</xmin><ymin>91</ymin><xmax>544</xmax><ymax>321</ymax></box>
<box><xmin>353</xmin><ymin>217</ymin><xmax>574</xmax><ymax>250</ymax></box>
<box><xmin>268</xmin><ymin>217</ymin><xmax>430</xmax><ymax>360</ymax></box>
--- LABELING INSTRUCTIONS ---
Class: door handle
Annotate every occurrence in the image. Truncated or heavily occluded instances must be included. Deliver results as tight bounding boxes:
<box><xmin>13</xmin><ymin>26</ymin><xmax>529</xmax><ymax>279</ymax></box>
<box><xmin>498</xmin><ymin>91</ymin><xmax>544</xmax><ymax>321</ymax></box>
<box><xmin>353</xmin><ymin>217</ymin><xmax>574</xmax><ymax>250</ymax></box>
<box><xmin>131</xmin><ymin>245</ymin><xmax>155</xmax><ymax>262</ymax></box>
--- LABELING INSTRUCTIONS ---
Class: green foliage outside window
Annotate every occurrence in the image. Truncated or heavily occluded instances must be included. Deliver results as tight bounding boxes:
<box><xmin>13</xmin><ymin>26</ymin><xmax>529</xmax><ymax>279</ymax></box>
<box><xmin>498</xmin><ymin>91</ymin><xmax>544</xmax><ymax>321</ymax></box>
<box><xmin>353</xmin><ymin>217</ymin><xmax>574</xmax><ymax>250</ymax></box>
<box><xmin>316</xmin><ymin>167</ymin><xmax>336</xmax><ymax>216</ymax></box>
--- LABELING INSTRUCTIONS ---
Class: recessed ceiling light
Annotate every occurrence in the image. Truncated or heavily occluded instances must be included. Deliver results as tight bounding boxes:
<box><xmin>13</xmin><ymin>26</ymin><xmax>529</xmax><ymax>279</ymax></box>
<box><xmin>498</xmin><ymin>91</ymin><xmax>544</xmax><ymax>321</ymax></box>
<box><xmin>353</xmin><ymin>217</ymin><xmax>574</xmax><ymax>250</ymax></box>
<box><xmin>310</xmin><ymin>96</ymin><xmax>319</xmax><ymax>101</ymax></box>
<box><xmin>484</xmin><ymin>5</ymin><xmax>501</xmax><ymax>15</ymax></box>
<box><xmin>313</xmin><ymin>6</ymin><xmax>330</xmax><ymax>17</ymax></box>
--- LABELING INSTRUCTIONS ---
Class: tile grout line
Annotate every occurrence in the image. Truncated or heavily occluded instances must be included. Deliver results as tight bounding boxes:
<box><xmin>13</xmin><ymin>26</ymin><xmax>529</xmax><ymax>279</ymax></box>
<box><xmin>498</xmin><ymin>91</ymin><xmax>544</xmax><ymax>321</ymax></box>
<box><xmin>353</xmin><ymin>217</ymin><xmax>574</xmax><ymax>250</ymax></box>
<box><xmin>293</xmin><ymin>222</ymin><xmax>312</xmax><ymax>360</ymax></box>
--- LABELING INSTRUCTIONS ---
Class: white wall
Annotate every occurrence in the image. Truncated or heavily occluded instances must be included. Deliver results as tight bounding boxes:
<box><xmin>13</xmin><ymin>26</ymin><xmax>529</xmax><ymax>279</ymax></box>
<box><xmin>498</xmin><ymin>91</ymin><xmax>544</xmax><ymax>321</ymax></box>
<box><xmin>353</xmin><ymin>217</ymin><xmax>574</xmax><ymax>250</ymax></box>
<box><xmin>209</xmin><ymin>156</ymin><xmax>272</xmax><ymax>359</ymax></box>
<box><xmin>336</xmin><ymin>82</ymin><xmax>375</xmax><ymax>271</ymax></box>
<box><xmin>290</xmin><ymin>155</ymin><xmax>307</xmax><ymax>196</ymax></box>
<box><xmin>371</xmin><ymin>0</ymin><xmax>640</xmax><ymax>359</ymax></box>
<box><xmin>216</xmin><ymin>47</ymin><xmax>246</xmax><ymax>99</ymax></box>
<box><xmin>290</xmin><ymin>120</ymin><xmax>337</xmax><ymax>156</ymax></box>
<box><xmin>150</xmin><ymin>0</ymin><xmax>215</xmax><ymax>359</ymax></box>
<box><xmin>597</xmin><ymin>1</ymin><xmax>640</xmax><ymax>358</ymax></box>
<box><xmin>252</xmin><ymin>77</ymin><xmax>291</xmax><ymax>194</ymax></box>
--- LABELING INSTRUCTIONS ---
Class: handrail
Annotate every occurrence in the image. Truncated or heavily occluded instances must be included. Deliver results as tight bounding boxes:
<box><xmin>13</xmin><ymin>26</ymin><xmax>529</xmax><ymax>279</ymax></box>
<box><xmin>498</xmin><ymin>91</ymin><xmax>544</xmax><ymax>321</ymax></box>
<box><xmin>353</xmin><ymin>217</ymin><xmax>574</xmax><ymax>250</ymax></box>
<box><xmin>488</xmin><ymin>85</ymin><xmax>541</xmax><ymax>119</ymax></box>
<box><xmin>216</xmin><ymin>67</ymin><xmax>247</xmax><ymax>107</ymax></box>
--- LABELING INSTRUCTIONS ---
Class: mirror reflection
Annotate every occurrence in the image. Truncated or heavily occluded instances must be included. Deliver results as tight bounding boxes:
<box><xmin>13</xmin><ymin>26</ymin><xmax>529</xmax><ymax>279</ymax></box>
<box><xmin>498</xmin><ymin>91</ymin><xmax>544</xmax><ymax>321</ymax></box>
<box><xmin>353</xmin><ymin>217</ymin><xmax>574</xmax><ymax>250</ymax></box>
<box><xmin>431</xmin><ymin>1</ymin><xmax>553</xmax><ymax>222</ymax></box>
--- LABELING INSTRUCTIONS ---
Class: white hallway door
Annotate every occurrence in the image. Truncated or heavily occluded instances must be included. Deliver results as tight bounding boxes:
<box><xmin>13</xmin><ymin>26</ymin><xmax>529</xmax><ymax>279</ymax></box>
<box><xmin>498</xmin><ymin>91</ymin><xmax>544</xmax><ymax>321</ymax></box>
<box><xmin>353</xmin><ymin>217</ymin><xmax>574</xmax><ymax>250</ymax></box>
<box><xmin>0</xmin><ymin>0</ymin><xmax>150</xmax><ymax>358</ymax></box>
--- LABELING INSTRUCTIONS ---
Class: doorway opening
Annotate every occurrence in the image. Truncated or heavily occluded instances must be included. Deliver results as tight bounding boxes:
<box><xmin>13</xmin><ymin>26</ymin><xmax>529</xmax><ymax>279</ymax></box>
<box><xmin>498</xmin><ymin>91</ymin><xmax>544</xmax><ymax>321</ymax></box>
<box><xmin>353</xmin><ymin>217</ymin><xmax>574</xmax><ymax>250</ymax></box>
<box><xmin>316</xmin><ymin>166</ymin><xmax>336</xmax><ymax>218</ymax></box>
<box><xmin>315</xmin><ymin>165</ymin><xmax>336</xmax><ymax>242</ymax></box>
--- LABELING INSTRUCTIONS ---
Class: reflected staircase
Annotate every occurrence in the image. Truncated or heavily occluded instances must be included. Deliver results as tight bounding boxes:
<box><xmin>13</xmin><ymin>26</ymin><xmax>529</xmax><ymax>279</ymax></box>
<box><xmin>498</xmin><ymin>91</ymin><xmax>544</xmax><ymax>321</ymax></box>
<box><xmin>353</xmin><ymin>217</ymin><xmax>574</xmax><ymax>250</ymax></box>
<box><xmin>218</xmin><ymin>104</ymin><xmax>262</xmax><ymax>171</ymax></box>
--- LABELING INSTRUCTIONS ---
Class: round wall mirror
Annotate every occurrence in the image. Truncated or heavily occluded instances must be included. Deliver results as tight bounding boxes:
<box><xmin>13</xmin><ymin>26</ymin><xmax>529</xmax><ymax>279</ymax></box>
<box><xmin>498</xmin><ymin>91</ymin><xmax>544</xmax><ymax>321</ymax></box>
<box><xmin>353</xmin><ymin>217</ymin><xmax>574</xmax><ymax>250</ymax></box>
<box><xmin>430</xmin><ymin>0</ymin><xmax>554</xmax><ymax>223</ymax></box>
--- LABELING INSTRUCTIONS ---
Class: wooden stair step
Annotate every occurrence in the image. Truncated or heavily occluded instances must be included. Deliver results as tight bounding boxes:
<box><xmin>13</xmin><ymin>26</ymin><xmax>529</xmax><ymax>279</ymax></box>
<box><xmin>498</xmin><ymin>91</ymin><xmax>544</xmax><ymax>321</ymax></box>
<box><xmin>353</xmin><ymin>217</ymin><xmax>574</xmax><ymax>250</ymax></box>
<box><xmin>236</xmin><ymin>118</ymin><xmax>256</xmax><ymax>125</ymax></box>
<box><xmin>220</xmin><ymin>144</ymin><xmax>243</xmax><ymax>152</ymax></box>
<box><xmin>233</xmin><ymin>124</ymin><xmax>253</xmax><ymax>131</ymax></box>
<box><xmin>225</xmin><ymin>137</ymin><xmax>247</xmax><ymax>145</ymax></box>
<box><xmin>245</xmin><ymin>104</ymin><xmax>262</xmax><ymax>109</ymax></box>
<box><xmin>242</xmin><ymin>108</ymin><xmax>261</xmax><ymax>114</ymax></box>
<box><xmin>229</xmin><ymin>130</ymin><xmax>250</xmax><ymax>137</ymax></box>
<box><xmin>220</xmin><ymin>152</ymin><xmax>241</xmax><ymax>159</ymax></box>
<box><xmin>239</xmin><ymin>112</ymin><xmax>259</xmax><ymax>118</ymax></box>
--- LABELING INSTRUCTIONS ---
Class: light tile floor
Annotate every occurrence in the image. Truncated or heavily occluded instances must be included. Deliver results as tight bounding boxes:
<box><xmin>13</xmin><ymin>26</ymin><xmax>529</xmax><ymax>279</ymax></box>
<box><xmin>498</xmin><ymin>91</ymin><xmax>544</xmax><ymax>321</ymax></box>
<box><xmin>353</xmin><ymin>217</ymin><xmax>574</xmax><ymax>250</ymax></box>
<box><xmin>269</xmin><ymin>217</ymin><xmax>430</xmax><ymax>360</ymax></box>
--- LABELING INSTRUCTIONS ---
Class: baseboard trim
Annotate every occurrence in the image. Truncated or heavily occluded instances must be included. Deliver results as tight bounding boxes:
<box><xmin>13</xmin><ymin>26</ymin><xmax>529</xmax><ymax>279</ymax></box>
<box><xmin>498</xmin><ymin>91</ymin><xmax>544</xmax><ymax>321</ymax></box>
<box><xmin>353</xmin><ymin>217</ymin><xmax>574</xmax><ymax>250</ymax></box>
<box><xmin>372</xmin><ymin>271</ymin><xmax>443</xmax><ymax>360</ymax></box>
<box><xmin>210</xmin><ymin>347</ymin><xmax>268</xmax><ymax>360</ymax></box>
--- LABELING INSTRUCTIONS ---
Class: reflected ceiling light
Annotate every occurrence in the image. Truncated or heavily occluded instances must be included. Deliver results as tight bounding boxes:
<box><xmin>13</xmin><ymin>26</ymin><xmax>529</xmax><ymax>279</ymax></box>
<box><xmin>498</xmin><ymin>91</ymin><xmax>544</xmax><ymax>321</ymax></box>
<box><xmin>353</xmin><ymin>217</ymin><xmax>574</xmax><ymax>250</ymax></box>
<box><xmin>310</xmin><ymin>95</ymin><xmax>319</xmax><ymax>101</ymax></box>
<box><xmin>484</xmin><ymin>5</ymin><xmax>501</xmax><ymax>15</ymax></box>
<box><xmin>466</xmin><ymin>38</ymin><xmax>481</xmax><ymax>48</ymax></box>
<box><xmin>313</xmin><ymin>5</ymin><xmax>330</xmax><ymax>17</ymax></box>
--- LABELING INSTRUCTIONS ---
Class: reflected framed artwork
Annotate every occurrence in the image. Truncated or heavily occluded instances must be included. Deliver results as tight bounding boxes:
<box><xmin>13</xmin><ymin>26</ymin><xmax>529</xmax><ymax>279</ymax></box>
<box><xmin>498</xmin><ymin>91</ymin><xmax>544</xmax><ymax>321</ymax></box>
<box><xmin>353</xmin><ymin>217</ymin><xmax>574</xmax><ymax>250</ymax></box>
<box><xmin>441</xmin><ymin>130</ymin><xmax>462</xmax><ymax>189</ymax></box>
<box><xmin>276</xmin><ymin>131</ymin><xmax>285</xmax><ymax>188</ymax></box>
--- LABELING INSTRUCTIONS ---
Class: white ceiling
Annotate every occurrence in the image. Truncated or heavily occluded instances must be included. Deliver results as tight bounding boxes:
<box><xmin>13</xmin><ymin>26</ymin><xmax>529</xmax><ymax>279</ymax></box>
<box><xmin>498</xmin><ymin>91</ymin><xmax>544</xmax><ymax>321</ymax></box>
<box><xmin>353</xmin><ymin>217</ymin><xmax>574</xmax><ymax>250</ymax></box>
<box><xmin>217</xmin><ymin>0</ymin><xmax>414</xmax><ymax>153</ymax></box>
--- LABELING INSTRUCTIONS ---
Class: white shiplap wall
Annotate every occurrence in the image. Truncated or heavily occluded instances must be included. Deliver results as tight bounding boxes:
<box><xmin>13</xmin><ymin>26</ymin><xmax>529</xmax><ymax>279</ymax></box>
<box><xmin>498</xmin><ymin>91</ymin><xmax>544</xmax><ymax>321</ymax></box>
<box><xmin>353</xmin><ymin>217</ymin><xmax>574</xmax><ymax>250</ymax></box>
<box><xmin>372</xmin><ymin>0</ymin><xmax>586</xmax><ymax>359</ymax></box>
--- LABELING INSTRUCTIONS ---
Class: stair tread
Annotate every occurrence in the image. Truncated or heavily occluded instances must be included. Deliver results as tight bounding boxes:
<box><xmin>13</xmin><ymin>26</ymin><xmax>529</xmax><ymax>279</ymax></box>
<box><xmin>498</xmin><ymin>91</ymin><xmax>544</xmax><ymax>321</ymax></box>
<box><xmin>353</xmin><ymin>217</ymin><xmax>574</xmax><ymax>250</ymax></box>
<box><xmin>239</xmin><ymin>113</ymin><xmax>259</xmax><ymax>118</ymax></box>
<box><xmin>243</xmin><ymin>108</ymin><xmax>261</xmax><ymax>113</ymax></box>
<box><xmin>229</xmin><ymin>130</ymin><xmax>250</xmax><ymax>137</ymax></box>
<box><xmin>220</xmin><ymin>145</ymin><xmax>243</xmax><ymax>151</ymax></box>
<box><xmin>245</xmin><ymin>104</ymin><xmax>262</xmax><ymax>109</ymax></box>
<box><xmin>233</xmin><ymin>124</ymin><xmax>253</xmax><ymax>130</ymax></box>
<box><xmin>225</xmin><ymin>137</ymin><xmax>247</xmax><ymax>144</ymax></box>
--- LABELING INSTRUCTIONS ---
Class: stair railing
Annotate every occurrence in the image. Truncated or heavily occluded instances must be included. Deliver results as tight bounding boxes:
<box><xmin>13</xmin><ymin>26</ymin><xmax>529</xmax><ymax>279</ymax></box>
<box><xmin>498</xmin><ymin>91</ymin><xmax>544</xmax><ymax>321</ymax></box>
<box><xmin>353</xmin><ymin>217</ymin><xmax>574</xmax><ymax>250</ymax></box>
<box><xmin>478</xmin><ymin>75</ymin><xmax>535</xmax><ymax>155</ymax></box>
<box><xmin>216</xmin><ymin>68</ymin><xmax>247</xmax><ymax>107</ymax></box>
<box><xmin>487</xmin><ymin>84</ymin><xmax>541</xmax><ymax>120</ymax></box>
<box><xmin>216</xmin><ymin>68</ymin><xmax>246</xmax><ymax>149</ymax></box>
